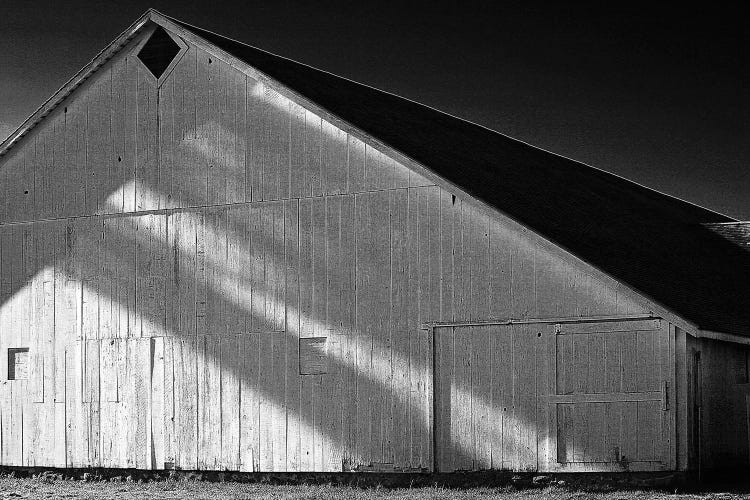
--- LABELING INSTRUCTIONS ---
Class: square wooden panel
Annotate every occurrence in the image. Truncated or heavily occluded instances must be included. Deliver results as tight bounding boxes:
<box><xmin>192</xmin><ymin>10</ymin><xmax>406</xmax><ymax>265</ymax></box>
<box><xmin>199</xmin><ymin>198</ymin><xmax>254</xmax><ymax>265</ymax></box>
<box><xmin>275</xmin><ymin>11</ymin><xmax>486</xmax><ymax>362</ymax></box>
<box><xmin>8</xmin><ymin>348</ymin><xmax>29</xmax><ymax>380</ymax></box>
<box><xmin>299</xmin><ymin>337</ymin><xmax>328</xmax><ymax>375</ymax></box>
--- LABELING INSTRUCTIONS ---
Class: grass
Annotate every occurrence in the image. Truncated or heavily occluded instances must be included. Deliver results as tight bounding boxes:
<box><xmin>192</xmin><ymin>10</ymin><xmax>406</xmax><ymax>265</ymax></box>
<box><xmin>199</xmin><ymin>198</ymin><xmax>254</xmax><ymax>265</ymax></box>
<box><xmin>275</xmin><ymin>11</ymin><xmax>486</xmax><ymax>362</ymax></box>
<box><xmin>1</xmin><ymin>473</ymin><xmax>749</xmax><ymax>500</ymax></box>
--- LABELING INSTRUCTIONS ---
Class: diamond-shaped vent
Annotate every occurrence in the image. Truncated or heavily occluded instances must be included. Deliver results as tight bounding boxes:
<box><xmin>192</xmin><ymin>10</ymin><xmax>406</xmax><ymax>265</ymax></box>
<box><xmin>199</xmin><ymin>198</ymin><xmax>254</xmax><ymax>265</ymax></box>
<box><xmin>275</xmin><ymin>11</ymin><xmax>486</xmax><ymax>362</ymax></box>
<box><xmin>137</xmin><ymin>26</ymin><xmax>181</xmax><ymax>79</ymax></box>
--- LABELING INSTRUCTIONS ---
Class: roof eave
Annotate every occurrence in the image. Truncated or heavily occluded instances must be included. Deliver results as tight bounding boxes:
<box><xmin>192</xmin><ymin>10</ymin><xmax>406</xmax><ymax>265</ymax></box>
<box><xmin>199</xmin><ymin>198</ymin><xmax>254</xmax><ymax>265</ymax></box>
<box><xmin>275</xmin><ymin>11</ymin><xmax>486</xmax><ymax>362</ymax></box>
<box><xmin>0</xmin><ymin>9</ymin><xmax>158</xmax><ymax>158</ymax></box>
<box><xmin>697</xmin><ymin>328</ymin><xmax>750</xmax><ymax>346</ymax></box>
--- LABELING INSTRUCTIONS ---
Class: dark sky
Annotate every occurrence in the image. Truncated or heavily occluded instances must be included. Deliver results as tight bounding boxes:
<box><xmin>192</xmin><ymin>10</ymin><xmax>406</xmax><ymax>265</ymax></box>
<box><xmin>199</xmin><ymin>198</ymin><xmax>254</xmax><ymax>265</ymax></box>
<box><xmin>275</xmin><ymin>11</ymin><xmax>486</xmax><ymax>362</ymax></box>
<box><xmin>2</xmin><ymin>1</ymin><xmax>748</xmax><ymax>218</ymax></box>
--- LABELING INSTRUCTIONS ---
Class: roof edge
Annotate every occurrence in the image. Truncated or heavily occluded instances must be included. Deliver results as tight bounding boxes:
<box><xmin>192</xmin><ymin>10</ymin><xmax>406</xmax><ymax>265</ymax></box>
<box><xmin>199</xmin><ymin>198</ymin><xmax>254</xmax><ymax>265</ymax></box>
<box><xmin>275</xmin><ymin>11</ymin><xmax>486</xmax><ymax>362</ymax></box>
<box><xmin>161</xmin><ymin>12</ymin><xmax>733</xmax><ymax>222</ymax></box>
<box><xmin>0</xmin><ymin>9</ymin><xmax>158</xmax><ymax>158</ymax></box>
<box><xmin>698</xmin><ymin>329</ymin><xmax>750</xmax><ymax>346</ymax></box>
<box><xmin>702</xmin><ymin>221</ymin><xmax>750</xmax><ymax>252</ymax></box>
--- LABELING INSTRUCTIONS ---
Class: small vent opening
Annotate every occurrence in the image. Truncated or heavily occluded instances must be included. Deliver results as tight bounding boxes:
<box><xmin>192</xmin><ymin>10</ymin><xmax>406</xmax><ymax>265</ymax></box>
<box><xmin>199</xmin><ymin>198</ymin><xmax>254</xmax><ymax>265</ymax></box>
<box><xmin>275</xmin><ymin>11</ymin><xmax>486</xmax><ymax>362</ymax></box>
<box><xmin>299</xmin><ymin>337</ymin><xmax>328</xmax><ymax>375</ymax></box>
<box><xmin>137</xmin><ymin>26</ymin><xmax>181</xmax><ymax>79</ymax></box>
<box><xmin>8</xmin><ymin>348</ymin><xmax>29</xmax><ymax>380</ymax></box>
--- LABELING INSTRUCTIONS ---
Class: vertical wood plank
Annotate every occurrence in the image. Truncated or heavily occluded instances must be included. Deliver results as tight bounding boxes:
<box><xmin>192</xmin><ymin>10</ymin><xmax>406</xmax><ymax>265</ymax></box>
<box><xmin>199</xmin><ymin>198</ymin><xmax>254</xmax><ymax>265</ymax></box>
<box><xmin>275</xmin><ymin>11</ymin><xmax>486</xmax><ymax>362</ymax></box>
<box><xmin>220</xmin><ymin>335</ymin><xmax>240</xmax><ymax>470</ymax></box>
<box><xmin>258</xmin><ymin>332</ymin><xmax>274</xmax><ymax>470</ymax></box>
<box><xmin>194</xmin><ymin>50</ymin><xmax>211</xmax><ymax>205</ymax></box>
<box><xmin>322</xmin><ymin>120</ymin><xmax>347</xmax><ymax>195</ymax></box>
<box><xmin>390</xmin><ymin>189</ymin><xmax>409</xmax><ymax>467</ymax></box>
<box><xmin>162</xmin><ymin>338</ymin><xmax>175</xmax><ymax>468</ymax></box>
<box><xmin>150</xmin><ymin>337</ymin><xmax>165</xmax><ymax>470</ymax></box>
<box><xmin>472</xmin><ymin>325</ymin><xmax>491</xmax><ymax>469</ymax></box>
<box><xmin>453</xmin><ymin>326</ymin><xmax>472</xmax><ymax>470</ymax></box>
<box><xmin>197</xmin><ymin>335</ymin><xmax>220</xmax><ymax>470</ymax></box>
<box><xmin>207</xmin><ymin>58</ymin><xmax>225</xmax><ymax>206</ymax></box>
<box><xmin>339</xmin><ymin>195</ymin><xmax>357</xmax><ymax>467</ymax></box>
<box><xmin>347</xmin><ymin>136</ymin><xmax>365</xmax><ymax>194</ymax></box>
<box><xmin>284</xmin><ymin>199</ymin><xmax>301</xmax><ymax>471</ymax></box>
<box><xmin>239</xmin><ymin>334</ymin><xmax>259</xmax><ymax>472</ymax></box>
<box><xmin>175</xmin><ymin>337</ymin><xmax>198</xmax><ymax>470</ymax></box>
<box><xmin>272</xmin><ymin>331</ymin><xmax>287</xmax><ymax>471</ymax></box>
<box><xmin>288</xmin><ymin>102</ymin><xmax>306</xmax><ymax>199</ymax></box>
<box><xmin>158</xmin><ymin>69</ymin><xmax>175</xmax><ymax>209</ymax></box>
<box><xmin>304</xmin><ymin>110</ymin><xmax>322</xmax><ymax>198</ymax></box>
<box><xmin>230</xmin><ymin>69</ymin><xmax>247</xmax><ymax>204</ymax></box>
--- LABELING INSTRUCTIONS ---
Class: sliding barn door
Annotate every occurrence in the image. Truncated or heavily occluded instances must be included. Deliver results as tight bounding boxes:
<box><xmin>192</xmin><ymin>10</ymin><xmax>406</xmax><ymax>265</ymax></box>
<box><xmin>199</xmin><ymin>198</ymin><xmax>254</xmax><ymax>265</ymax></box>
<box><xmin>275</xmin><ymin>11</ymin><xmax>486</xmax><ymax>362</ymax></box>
<box><xmin>546</xmin><ymin>318</ymin><xmax>674</xmax><ymax>471</ymax></box>
<box><xmin>434</xmin><ymin>324</ymin><xmax>544</xmax><ymax>472</ymax></box>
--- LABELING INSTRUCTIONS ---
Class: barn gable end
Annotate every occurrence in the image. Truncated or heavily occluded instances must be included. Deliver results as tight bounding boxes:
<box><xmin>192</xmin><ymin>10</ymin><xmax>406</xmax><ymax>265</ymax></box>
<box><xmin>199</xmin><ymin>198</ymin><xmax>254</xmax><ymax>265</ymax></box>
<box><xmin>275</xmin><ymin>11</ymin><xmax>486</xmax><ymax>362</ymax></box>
<box><xmin>0</xmin><ymin>10</ymin><xmax>745</xmax><ymax>475</ymax></box>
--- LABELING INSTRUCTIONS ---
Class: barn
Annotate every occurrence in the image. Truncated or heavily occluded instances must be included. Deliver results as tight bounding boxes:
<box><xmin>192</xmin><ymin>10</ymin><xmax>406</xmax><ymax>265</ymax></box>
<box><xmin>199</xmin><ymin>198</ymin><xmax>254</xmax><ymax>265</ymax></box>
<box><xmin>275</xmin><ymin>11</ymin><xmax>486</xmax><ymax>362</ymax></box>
<box><xmin>1</xmin><ymin>9</ymin><xmax>749</xmax><ymax>477</ymax></box>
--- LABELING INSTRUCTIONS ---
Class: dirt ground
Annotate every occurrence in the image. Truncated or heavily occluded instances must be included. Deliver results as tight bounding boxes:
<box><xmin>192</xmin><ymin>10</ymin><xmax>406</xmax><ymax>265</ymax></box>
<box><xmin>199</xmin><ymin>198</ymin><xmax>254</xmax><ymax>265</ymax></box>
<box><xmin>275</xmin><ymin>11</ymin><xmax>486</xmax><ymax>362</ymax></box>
<box><xmin>3</xmin><ymin>474</ymin><xmax>750</xmax><ymax>500</ymax></box>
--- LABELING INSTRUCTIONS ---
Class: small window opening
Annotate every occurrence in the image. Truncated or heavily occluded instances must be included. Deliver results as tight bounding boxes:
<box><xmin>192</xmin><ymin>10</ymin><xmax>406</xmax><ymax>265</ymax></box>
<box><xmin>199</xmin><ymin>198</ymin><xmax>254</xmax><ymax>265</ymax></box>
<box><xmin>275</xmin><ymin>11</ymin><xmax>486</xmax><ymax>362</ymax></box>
<box><xmin>8</xmin><ymin>348</ymin><xmax>29</xmax><ymax>380</ymax></box>
<box><xmin>299</xmin><ymin>337</ymin><xmax>328</xmax><ymax>375</ymax></box>
<box><xmin>137</xmin><ymin>26</ymin><xmax>181</xmax><ymax>79</ymax></box>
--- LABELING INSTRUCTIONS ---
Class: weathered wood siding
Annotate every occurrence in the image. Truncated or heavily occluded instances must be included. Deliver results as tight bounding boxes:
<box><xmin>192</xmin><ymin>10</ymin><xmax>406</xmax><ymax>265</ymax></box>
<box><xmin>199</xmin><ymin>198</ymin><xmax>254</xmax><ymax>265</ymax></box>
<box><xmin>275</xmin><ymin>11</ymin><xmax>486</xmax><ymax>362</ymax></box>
<box><xmin>434</xmin><ymin>319</ymin><xmax>674</xmax><ymax>473</ymax></box>
<box><xmin>0</xmin><ymin>26</ymin><xmax>668</xmax><ymax>472</ymax></box>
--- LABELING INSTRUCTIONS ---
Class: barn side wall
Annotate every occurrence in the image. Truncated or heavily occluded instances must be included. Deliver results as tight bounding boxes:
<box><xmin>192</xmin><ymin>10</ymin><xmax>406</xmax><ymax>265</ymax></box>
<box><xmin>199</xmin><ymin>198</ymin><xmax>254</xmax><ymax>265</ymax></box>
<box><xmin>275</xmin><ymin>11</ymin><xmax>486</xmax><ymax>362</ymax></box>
<box><xmin>686</xmin><ymin>336</ymin><xmax>750</xmax><ymax>473</ymax></box>
<box><xmin>0</xmin><ymin>25</ymin><xmax>671</xmax><ymax>473</ymax></box>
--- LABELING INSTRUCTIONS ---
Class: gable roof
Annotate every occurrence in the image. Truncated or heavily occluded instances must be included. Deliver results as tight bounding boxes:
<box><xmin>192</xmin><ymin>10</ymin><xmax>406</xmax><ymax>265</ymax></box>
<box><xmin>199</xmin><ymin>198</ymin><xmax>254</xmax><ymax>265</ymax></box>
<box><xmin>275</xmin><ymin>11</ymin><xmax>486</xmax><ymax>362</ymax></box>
<box><xmin>3</xmin><ymin>11</ymin><xmax>749</xmax><ymax>336</ymax></box>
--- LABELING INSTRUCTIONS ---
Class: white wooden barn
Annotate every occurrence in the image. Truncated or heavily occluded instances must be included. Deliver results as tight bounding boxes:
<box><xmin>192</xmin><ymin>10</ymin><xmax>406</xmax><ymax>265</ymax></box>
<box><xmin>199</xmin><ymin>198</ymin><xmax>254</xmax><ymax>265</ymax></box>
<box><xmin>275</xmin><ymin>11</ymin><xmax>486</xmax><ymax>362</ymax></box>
<box><xmin>0</xmin><ymin>10</ymin><xmax>748</xmax><ymax>475</ymax></box>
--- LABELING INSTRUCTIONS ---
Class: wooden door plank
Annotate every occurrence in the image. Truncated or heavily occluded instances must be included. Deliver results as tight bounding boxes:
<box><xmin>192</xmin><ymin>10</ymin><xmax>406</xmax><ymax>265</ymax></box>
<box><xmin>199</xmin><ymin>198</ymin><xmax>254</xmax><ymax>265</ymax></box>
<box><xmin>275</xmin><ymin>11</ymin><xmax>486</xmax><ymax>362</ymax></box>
<box><xmin>472</xmin><ymin>325</ymin><xmax>491</xmax><ymax>469</ymax></box>
<box><xmin>453</xmin><ymin>326</ymin><xmax>472</xmax><ymax>470</ymax></box>
<box><xmin>150</xmin><ymin>337</ymin><xmax>165</xmax><ymax>470</ymax></box>
<box><xmin>220</xmin><ymin>335</ymin><xmax>240</xmax><ymax>470</ymax></box>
